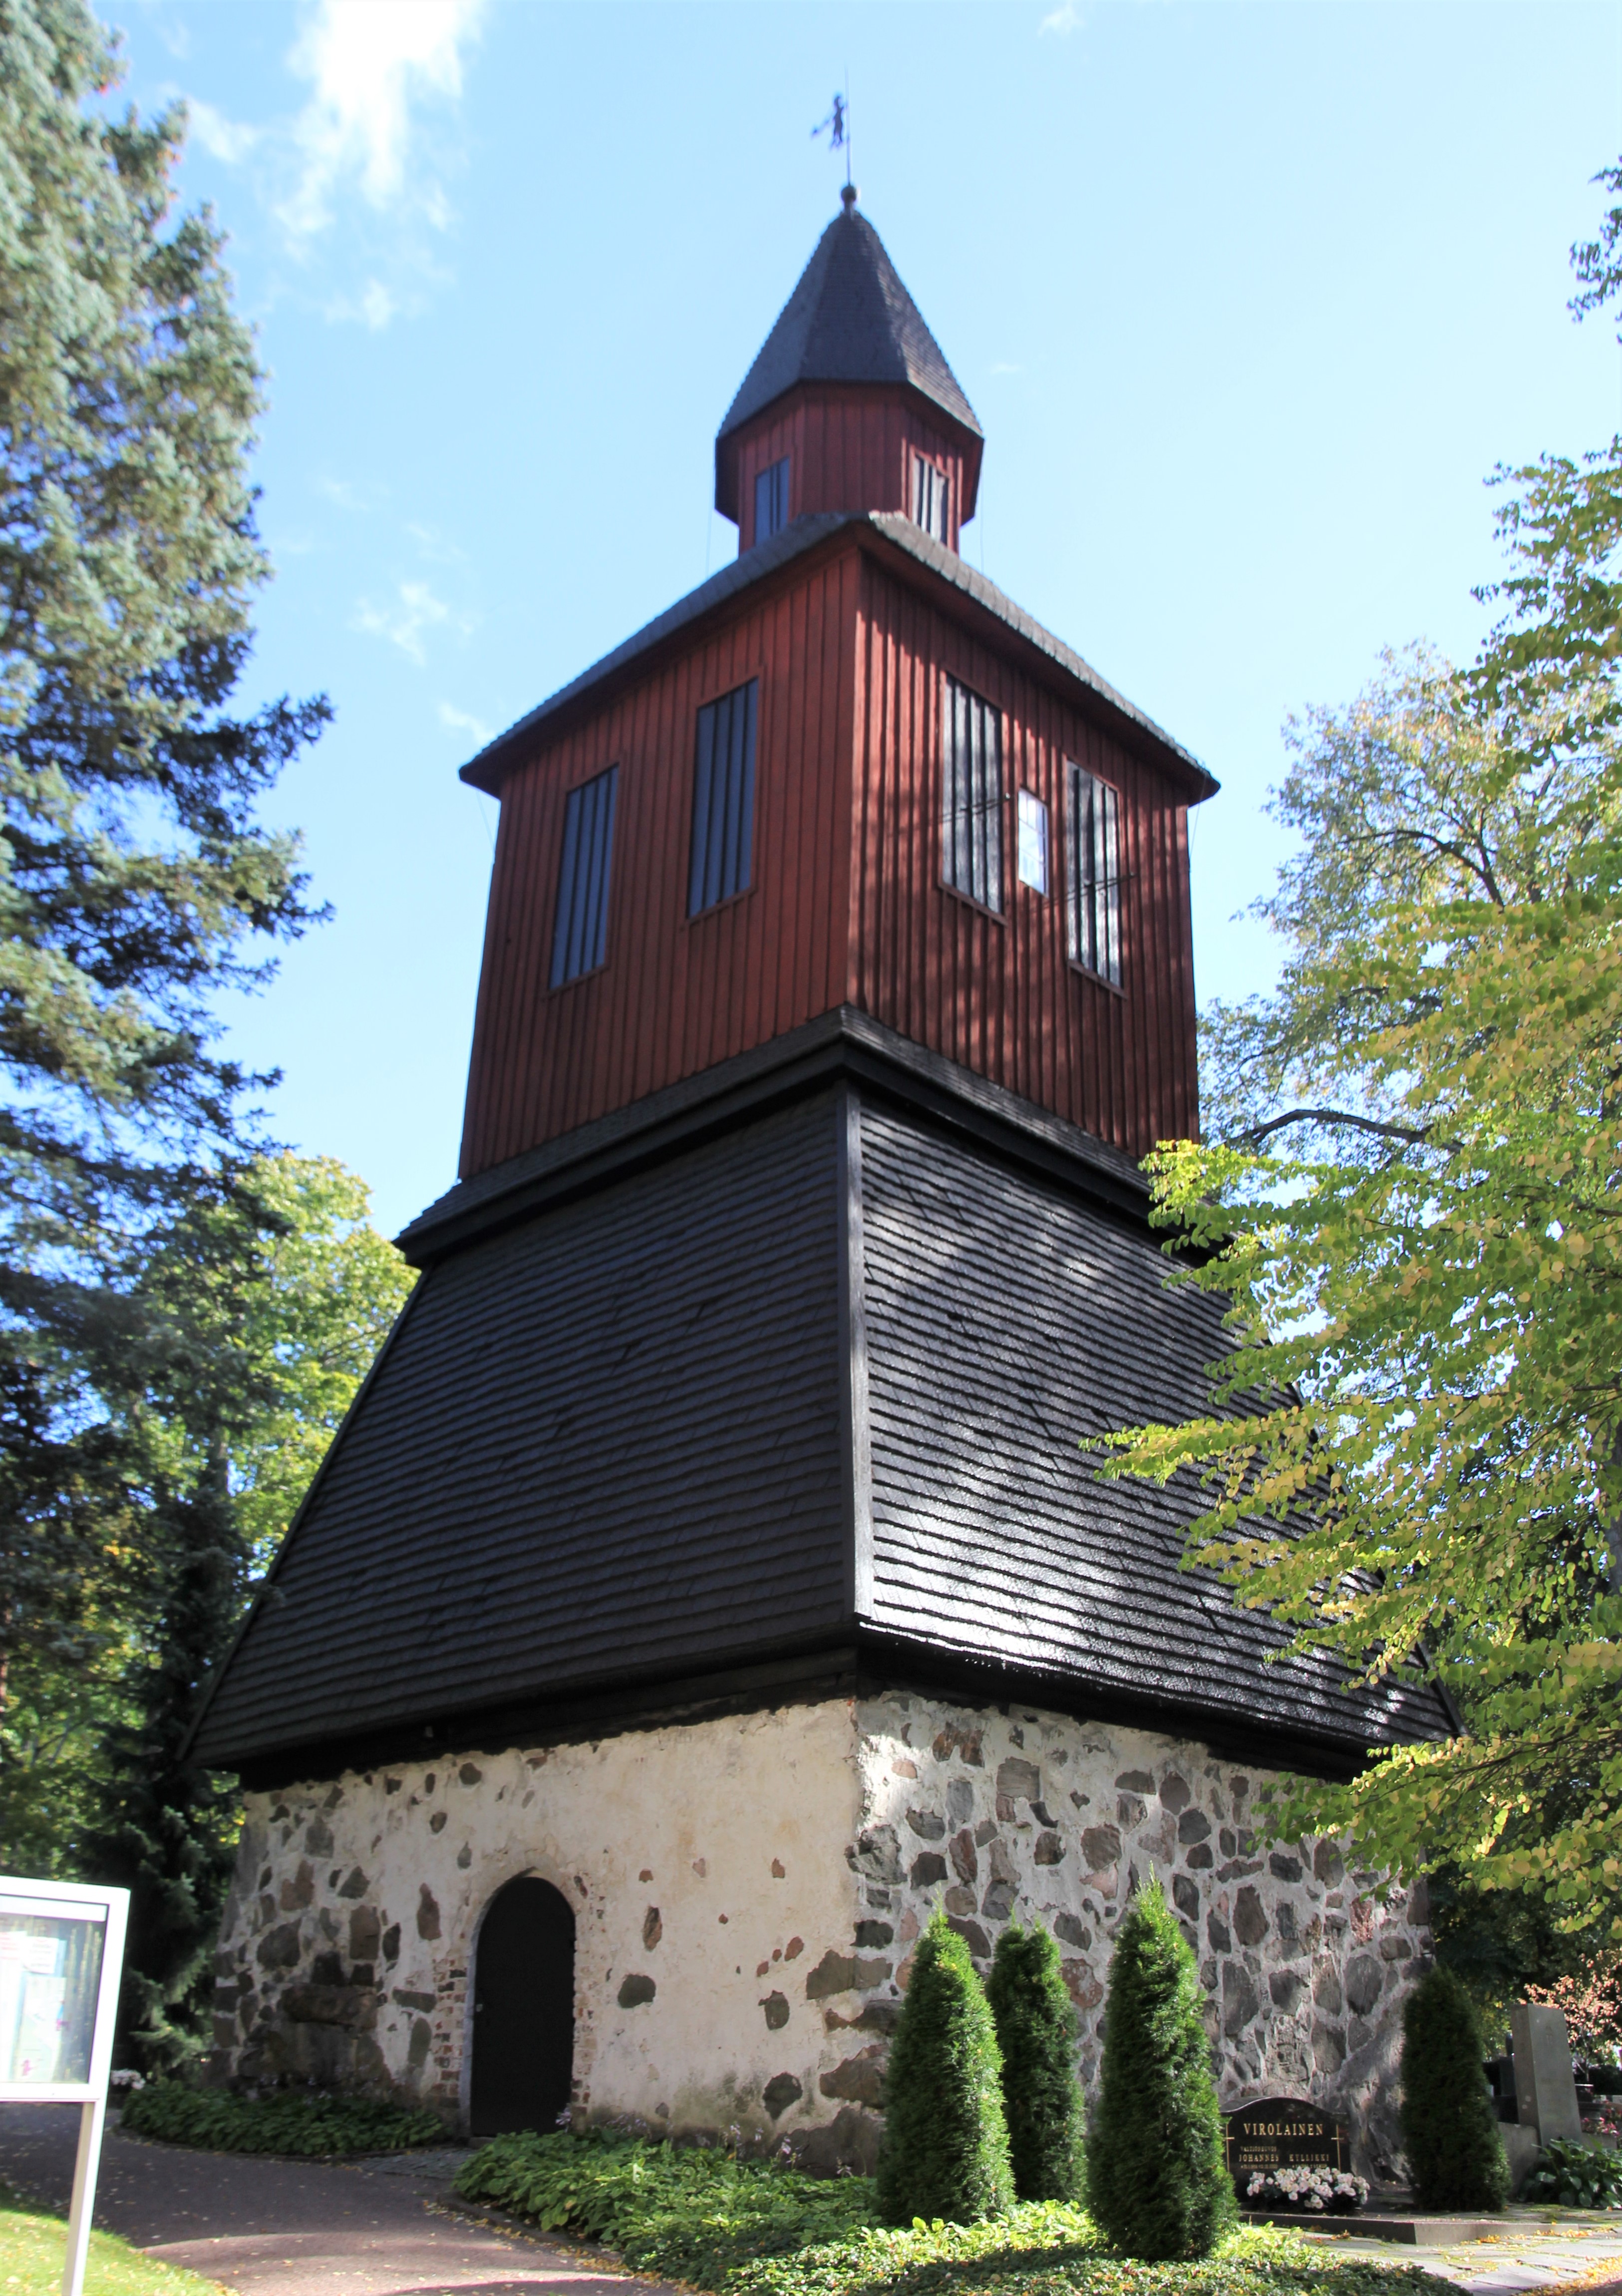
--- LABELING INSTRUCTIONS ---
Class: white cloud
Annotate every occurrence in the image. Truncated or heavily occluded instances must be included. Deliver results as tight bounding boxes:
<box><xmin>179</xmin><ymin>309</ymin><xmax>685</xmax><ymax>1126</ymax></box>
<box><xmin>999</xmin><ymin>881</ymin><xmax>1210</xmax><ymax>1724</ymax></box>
<box><xmin>324</xmin><ymin>278</ymin><xmax>400</xmax><ymax>329</ymax></box>
<box><xmin>1039</xmin><ymin>1</ymin><xmax>1084</xmax><ymax>30</ymax></box>
<box><xmin>439</xmin><ymin>701</ymin><xmax>493</xmax><ymax>749</ymax></box>
<box><xmin>353</xmin><ymin>580</ymin><xmax>473</xmax><ymax>663</ymax></box>
<box><xmin>990</xmin><ymin>361</ymin><xmax>1023</xmax><ymax>376</ymax></box>
<box><xmin>187</xmin><ymin>97</ymin><xmax>261</xmax><ymax>164</ymax></box>
<box><xmin>279</xmin><ymin>0</ymin><xmax>485</xmax><ymax>241</ymax></box>
<box><xmin>315</xmin><ymin>475</ymin><xmax>371</xmax><ymax>511</ymax></box>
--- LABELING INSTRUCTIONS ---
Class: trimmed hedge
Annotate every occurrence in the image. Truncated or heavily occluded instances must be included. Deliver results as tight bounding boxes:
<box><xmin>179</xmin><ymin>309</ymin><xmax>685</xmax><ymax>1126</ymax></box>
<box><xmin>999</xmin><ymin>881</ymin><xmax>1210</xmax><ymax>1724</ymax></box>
<box><xmin>120</xmin><ymin>2080</ymin><xmax>443</xmax><ymax>2156</ymax></box>
<box><xmin>876</xmin><ymin>1910</ymin><xmax>1014</xmax><ymax>2225</ymax></box>
<box><xmin>1397</xmin><ymin>1969</ymin><xmax>1508</xmax><ymax>2212</ymax></box>
<box><xmin>1085</xmin><ymin>1879</ymin><xmax>1233</xmax><ymax>2261</ymax></box>
<box><xmin>987</xmin><ymin>1921</ymin><xmax>1086</xmax><ymax>2202</ymax></box>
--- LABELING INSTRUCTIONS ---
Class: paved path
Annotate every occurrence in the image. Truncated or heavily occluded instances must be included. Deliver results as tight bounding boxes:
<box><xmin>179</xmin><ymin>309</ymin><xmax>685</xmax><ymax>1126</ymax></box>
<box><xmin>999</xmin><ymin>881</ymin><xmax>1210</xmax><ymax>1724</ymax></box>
<box><xmin>0</xmin><ymin>2105</ymin><xmax>666</xmax><ymax>2296</ymax></box>
<box><xmin>1304</xmin><ymin>2217</ymin><xmax>1622</xmax><ymax>2294</ymax></box>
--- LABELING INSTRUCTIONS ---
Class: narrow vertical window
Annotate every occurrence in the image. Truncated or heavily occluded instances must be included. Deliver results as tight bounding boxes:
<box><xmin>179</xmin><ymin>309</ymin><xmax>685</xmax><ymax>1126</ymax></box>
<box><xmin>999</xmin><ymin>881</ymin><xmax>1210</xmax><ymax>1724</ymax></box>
<box><xmin>550</xmin><ymin>765</ymin><xmax>619</xmax><ymax>987</ymax></box>
<box><xmin>1066</xmin><ymin>763</ymin><xmax>1122</xmax><ymax>986</ymax></box>
<box><xmin>912</xmin><ymin>455</ymin><xmax>950</xmax><ymax>545</ymax></box>
<box><xmin>941</xmin><ymin>678</ymin><xmax>1002</xmax><ymax>913</ymax></box>
<box><xmin>1016</xmin><ymin>789</ymin><xmax>1049</xmax><ymax>894</ymax></box>
<box><xmin>689</xmin><ymin>679</ymin><xmax>759</xmax><ymax>915</ymax></box>
<box><xmin>753</xmin><ymin>457</ymin><xmax>790</xmax><ymax>545</ymax></box>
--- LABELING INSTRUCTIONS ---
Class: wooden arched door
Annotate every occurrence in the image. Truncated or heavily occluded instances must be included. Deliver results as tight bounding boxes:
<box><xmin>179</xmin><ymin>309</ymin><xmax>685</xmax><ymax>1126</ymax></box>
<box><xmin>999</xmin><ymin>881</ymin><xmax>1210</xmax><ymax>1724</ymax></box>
<box><xmin>468</xmin><ymin>1876</ymin><xmax>576</xmax><ymax>2136</ymax></box>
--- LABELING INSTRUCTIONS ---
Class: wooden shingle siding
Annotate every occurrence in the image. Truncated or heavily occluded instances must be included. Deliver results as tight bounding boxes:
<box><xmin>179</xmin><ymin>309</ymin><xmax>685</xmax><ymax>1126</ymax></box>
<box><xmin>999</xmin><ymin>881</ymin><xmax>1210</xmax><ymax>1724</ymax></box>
<box><xmin>855</xmin><ymin>1100</ymin><xmax>1446</xmax><ymax>1754</ymax></box>
<box><xmin>192</xmin><ymin>1095</ymin><xmax>850</xmax><ymax>1771</ymax></box>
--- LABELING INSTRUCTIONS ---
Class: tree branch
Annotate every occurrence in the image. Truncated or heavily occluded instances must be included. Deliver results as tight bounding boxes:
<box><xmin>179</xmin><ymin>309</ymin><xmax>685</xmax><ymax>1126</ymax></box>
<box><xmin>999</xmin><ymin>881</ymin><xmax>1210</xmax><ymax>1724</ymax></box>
<box><xmin>1235</xmin><ymin>1106</ymin><xmax>1461</xmax><ymax>1152</ymax></box>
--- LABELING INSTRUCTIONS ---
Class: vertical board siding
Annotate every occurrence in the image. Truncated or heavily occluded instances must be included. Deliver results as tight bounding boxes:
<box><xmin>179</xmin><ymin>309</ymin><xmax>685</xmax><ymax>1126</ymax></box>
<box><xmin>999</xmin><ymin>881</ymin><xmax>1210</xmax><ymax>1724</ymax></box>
<box><xmin>460</xmin><ymin>555</ymin><xmax>858</xmax><ymax>1177</ymax></box>
<box><xmin>849</xmin><ymin>556</ymin><xmax>1199</xmax><ymax>1157</ymax></box>
<box><xmin>459</xmin><ymin>535</ymin><xmax>1199</xmax><ymax>1182</ymax></box>
<box><xmin>733</xmin><ymin>388</ymin><xmax>968</xmax><ymax>553</ymax></box>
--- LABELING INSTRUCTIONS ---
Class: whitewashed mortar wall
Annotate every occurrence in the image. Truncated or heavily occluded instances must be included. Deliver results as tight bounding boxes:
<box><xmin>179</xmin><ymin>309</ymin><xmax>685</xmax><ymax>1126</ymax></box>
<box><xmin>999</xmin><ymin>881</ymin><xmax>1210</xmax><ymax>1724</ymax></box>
<box><xmin>211</xmin><ymin>1690</ymin><xmax>1428</xmax><ymax>2178</ymax></box>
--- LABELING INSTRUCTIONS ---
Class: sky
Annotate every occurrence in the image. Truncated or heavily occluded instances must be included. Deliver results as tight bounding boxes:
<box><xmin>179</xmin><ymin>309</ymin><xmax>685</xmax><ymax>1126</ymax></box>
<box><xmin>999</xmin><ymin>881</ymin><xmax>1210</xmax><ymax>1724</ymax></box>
<box><xmin>108</xmin><ymin>0</ymin><xmax>1622</xmax><ymax>1239</ymax></box>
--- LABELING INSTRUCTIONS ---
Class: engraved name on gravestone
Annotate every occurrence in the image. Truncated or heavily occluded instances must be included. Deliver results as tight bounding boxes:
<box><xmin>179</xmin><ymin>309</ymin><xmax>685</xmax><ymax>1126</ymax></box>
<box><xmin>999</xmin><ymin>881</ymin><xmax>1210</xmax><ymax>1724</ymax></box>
<box><xmin>1225</xmin><ymin>2097</ymin><xmax>1352</xmax><ymax>2199</ymax></box>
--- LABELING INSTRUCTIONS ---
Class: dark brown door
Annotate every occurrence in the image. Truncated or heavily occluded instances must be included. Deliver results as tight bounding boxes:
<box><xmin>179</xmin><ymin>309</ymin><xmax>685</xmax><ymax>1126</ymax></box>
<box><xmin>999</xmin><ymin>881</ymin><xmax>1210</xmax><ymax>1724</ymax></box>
<box><xmin>469</xmin><ymin>1876</ymin><xmax>576</xmax><ymax>2136</ymax></box>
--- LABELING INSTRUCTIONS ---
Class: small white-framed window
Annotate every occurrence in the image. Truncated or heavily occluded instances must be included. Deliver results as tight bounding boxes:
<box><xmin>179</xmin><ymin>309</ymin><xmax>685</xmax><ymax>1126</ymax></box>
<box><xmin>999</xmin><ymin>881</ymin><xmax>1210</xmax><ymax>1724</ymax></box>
<box><xmin>912</xmin><ymin>455</ymin><xmax>950</xmax><ymax>546</ymax></box>
<box><xmin>754</xmin><ymin>456</ymin><xmax>790</xmax><ymax>545</ymax></box>
<box><xmin>1016</xmin><ymin>789</ymin><xmax>1049</xmax><ymax>894</ymax></box>
<box><xmin>1066</xmin><ymin>762</ymin><xmax>1123</xmax><ymax>985</ymax></box>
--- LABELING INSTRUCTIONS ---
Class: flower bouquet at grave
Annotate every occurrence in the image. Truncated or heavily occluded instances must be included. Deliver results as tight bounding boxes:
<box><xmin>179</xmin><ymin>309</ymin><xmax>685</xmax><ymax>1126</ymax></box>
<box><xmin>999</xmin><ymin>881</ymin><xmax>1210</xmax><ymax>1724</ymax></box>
<box><xmin>1244</xmin><ymin>2166</ymin><xmax>1369</xmax><ymax>2215</ymax></box>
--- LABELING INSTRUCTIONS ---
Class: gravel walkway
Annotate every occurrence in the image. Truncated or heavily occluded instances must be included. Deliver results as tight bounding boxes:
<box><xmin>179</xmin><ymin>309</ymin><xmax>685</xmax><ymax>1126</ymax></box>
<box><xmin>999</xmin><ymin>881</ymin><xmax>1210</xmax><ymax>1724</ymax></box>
<box><xmin>0</xmin><ymin>2104</ymin><xmax>669</xmax><ymax>2296</ymax></box>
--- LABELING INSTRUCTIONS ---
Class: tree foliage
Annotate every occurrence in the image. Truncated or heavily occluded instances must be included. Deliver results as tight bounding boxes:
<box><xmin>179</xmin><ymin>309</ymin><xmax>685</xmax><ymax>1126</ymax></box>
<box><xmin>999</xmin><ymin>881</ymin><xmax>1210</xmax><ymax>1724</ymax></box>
<box><xmin>1398</xmin><ymin>1968</ymin><xmax>1509</xmax><ymax>2212</ymax></box>
<box><xmin>1102</xmin><ymin>181</ymin><xmax>1622</xmax><ymax>1936</ymax></box>
<box><xmin>985</xmin><ymin>1921</ymin><xmax>1085</xmax><ymax>2202</ymax></box>
<box><xmin>877</xmin><ymin>1912</ymin><xmax>1013</xmax><ymax>2226</ymax></box>
<box><xmin>1085</xmin><ymin>1880</ymin><xmax>1231</xmax><ymax>2261</ymax></box>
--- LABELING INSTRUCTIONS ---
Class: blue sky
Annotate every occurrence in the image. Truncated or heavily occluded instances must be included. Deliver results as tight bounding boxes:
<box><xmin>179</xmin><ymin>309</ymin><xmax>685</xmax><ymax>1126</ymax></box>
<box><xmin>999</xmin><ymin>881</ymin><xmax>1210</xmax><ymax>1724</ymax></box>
<box><xmin>112</xmin><ymin>0</ymin><xmax>1620</xmax><ymax>1237</ymax></box>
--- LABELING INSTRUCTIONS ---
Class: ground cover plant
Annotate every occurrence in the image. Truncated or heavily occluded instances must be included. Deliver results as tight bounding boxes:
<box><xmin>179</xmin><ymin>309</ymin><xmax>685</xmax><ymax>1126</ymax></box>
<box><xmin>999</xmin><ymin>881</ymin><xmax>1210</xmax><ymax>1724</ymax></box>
<box><xmin>877</xmin><ymin>1910</ymin><xmax>1013</xmax><ymax>2224</ymax></box>
<box><xmin>987</xmin><ymin>1922</ymin><xmax>1085</xmax><ymax>2202</ymax></box>
<box><xmin>1397</xmin><ymin>1969</ymin><xmax>1508</xmax><ymax>2211</ymax></box>
<box><xmin>0</xmin><ymin>2179</ymin><xmax>222</xmax><ymax>2296</ymax></box>
<box><xmin>1523</xmin><ymin>2137</ymin><xmax>1622</xmax><ymax>2209</ymax></box>
<box><xmin>120</xmin><ymin>2079</ymin><xmax>442</xmax><ymax>2155</ymax></box>
<box><xmin>1086</xmin><ymin>1880</ymin><xmax>1233</xmax><ymax>2260</ymax></box>
<box><xmin>454</xmin><ymin>2137</ymin><xmax>1433</xmax><ymax>2296</ymax></box>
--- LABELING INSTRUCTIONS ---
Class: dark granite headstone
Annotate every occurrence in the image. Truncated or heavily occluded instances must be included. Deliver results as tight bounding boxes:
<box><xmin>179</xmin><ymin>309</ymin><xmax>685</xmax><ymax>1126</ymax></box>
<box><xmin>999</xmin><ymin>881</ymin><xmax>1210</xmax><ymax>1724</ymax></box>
<box><xmin>1225</xmin><ymin>2097</ymin><xmax>1352</xmax><ymax>2202</ymax></box>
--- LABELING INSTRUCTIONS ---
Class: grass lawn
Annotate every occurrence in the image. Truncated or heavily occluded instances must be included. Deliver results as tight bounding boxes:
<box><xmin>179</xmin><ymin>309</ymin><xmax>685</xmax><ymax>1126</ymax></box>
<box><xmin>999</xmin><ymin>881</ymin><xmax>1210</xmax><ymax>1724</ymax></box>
<box><xmin>0</xmin><ymin>2181</ymin><xmax>223</xmax><ymax>2296</ymax></box>
<box><xmin>454</xmin><ymin>2132</ymin><xmax>1436</xmax><ymax>2296</ymax></box>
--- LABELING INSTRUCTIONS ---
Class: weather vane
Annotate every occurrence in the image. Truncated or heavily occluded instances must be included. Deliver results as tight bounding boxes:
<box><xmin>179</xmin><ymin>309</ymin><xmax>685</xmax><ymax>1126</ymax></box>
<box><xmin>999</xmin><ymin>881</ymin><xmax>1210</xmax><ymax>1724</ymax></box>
<box><xmin>811</xmin><ymin>87</ymin><xmax>852</xmax><ymax>189</ymax></box>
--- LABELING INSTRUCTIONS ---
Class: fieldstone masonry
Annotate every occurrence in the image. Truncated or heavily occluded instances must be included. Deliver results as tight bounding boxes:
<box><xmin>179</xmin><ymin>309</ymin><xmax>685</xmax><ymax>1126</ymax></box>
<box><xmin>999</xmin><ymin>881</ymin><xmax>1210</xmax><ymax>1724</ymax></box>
<box><xmin>209</xmin><ymin>1689</ymin><xmax>1427</xmax><ymax>2180</ymax></box>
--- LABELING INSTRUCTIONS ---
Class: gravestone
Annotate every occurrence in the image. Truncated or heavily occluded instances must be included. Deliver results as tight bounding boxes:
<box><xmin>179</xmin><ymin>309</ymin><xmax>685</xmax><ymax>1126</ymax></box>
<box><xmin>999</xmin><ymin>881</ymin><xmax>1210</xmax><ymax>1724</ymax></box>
<box><xmin>1226</xmin><ymin>2096</ymin><xmax>1353</xmax><ymax>2203</ymax></box>
<box><xmin>1509</xmin><ymin>2002</ymin><xmax>1583</xmax><ymax>2145</ymax></box>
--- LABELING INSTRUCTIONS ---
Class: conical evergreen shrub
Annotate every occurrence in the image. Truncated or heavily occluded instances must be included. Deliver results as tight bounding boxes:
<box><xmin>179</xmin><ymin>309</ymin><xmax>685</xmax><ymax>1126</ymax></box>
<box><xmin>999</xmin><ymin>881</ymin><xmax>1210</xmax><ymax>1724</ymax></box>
<box><xmin>986</xmin><ymin>1921</ymin><xmax>1085</xmax><ymax>2201</ymax></box>
<box><xmin>877</xmin><ymin>1911</ymin><xmax>1013</xmax><ymax>2224</ymax></box>
<box><xmin>1085</xmin><ymin>1877</ymin><xmax>1233</xmax><ymax>2260</ymax></box>
<box><xmin>1399</xmin><ymin>1966</ymin><xmax>1509</xmax><ymax>2211</ymax></box>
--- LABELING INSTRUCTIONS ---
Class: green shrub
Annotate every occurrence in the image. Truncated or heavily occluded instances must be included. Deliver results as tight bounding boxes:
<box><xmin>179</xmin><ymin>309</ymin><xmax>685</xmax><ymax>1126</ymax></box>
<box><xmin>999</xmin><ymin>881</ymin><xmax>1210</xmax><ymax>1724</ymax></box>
<box><xmin>1085</xmin><ymin>1877</ymin><xmax>1233</xmax><ymax>2260</ymax></box>
<box><xmin>986</xmin><ymin>1921</ymin><xmax>1085</xmax><ymax>2201</ymax></box>
<box><xmin>1397</xmin><ymin>1967</ymin><xmax>1509</xmax><ymax>2211</ymax></box>
<box><xmin>1523</xmin><ymin>2135</ymin><xmax>1622</xmax><ymax>2209</ymax></box>
<box><xmin>454</xmin><ymin>2128</ymin><xmax>875</xmax><ymax>2283</ymax></box>
<box><xmin>876</xmin><ymin>1910</ymin><xmax>1014</xmax><ymax>2226</ymax></box>
<box><xmin>120</xmin><ymin>2079</ymin><xmax>442</xmax><ymax>2156</ymax></box>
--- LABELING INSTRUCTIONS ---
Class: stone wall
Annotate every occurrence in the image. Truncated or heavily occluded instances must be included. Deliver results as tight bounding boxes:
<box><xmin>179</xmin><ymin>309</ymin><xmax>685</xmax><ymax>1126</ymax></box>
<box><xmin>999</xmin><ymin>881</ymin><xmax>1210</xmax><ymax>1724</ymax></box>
<box><xmin>849</xmin><ymin>1692</ymin><xmax>1429</xmax><ymax>2184</ymax></box>
<box><xmin>211</xmin><ymin>1688</ymin><xmax>1427</xmax><ymax>2179</ymax></box>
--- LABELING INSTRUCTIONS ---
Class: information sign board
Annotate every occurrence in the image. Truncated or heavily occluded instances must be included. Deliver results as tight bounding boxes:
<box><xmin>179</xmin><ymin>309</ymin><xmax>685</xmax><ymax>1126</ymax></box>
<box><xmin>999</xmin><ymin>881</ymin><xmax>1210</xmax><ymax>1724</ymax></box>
<box><xmin>0</xmin><ymin>1876</ymin><xmax>129</xmax><ymax>2296</ymax></box>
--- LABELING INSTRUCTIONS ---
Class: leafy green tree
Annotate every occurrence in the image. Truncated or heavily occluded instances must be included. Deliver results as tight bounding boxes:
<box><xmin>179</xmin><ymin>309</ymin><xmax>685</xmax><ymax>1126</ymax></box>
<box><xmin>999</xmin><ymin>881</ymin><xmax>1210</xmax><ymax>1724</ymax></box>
<box><xmin>986</xmin><ymin>1921</ymin><xmax>1084</xmax><ymax>2201</ymax></box>
<box><xmin>877</xmin><ymin>1911</ymin><xmax>1013</xmax><ymax>2225</ymax></box>
<box><xmin>87</xmin><ymin>1156</ymin><xmax>413</xmax><ymax>2067</ymax></box>
<box><xmin>1399</xmin><ymin>1968</ymin><xmax>1509</xmax><ymax>2211</ymax></box>
<box><xmin>1103</xmin><ymin>177</ymin><xmax>1622</xmax><ymax>1938</ymax></box>
<box><xmin>0</xmin><ymin>0</ymin><xmax>326</xmax><ymax>1750</ymax></box>
<box><xmin>1085</xmin><ymin>1880</ymin><xmax>1231</xmax><ymax>2261</ymax></box>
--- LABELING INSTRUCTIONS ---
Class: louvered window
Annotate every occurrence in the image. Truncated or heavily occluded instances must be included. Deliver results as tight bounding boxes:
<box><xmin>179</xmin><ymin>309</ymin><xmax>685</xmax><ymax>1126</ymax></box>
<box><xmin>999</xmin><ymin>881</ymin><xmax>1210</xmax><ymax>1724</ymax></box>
<box><xmin>754</xmin><ymin>456</ymin><xmax>790</xmax><ymax>544</ymax></box>
<box><xmin>689</xmin><ymin>679</ymin><xmax>758</xmax><ymax>915</ymax></box>
<box><xmin>941</xmin><ymin>678</ymin><xmax>1002</xmax><ymax>912</ymax></box>
<box><xmin>913</xmin><ymin>455</ymin><xmax>950</xmax><ymax>545</ymax></box>
<box><xmin>1067</xmin><ymin>763</ymin><xmax>1122</xmax><ymax>985</ymax></box>
<box><xmin>550</xmin><ymin>765</ymin><xmax>618</xmax><ymax>987</ymax></box>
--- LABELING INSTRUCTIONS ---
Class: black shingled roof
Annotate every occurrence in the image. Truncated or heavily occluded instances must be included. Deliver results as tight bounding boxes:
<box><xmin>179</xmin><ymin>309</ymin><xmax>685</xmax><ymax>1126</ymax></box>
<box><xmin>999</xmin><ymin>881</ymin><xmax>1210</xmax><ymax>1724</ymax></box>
<box><xmin>717</xmin><ymin>197</ymin><xmax>981</xmax><ymax>447</ymax></box>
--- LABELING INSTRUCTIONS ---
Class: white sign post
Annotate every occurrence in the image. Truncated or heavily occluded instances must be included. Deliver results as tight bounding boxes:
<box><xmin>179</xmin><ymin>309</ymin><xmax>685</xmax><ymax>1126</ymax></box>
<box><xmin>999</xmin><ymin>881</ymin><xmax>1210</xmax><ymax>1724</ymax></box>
<box><xmin>0</xmin><ymin>1875</ymin><xmax>130</xmax><ymax>2296</ymax></box>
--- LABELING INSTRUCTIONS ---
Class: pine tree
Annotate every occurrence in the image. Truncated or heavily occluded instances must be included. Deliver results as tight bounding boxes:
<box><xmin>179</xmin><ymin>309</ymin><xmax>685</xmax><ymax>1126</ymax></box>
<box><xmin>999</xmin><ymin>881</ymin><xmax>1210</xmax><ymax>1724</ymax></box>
<box><xmin>986</xmin><ymin>1921</ymin><xmax>1085</xmax><ymax>2201</ymax></box>
<box><xmin>1086</xmin><ymin>1879</ymin><xmax>1233</xmax><ymax>2260</ymax></box>
<box><xmin>877</xmin><ymin>1912</ymin><xmax>1013</xmax><ymax>2225</ymax></box>
<box><xmin>1399</xmin><ymin>1966</ymin><xmax>1510</xmax><ymax>2211</ymax></box>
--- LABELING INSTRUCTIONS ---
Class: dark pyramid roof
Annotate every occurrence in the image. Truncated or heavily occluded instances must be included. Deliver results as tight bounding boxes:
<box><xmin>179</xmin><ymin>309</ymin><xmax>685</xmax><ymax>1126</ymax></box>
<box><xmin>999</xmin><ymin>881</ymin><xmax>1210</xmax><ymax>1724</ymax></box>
<box><xmin>718</xmin><ymin>193</ymin><xmax>981</xmax><ymax>445</ymax></box>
